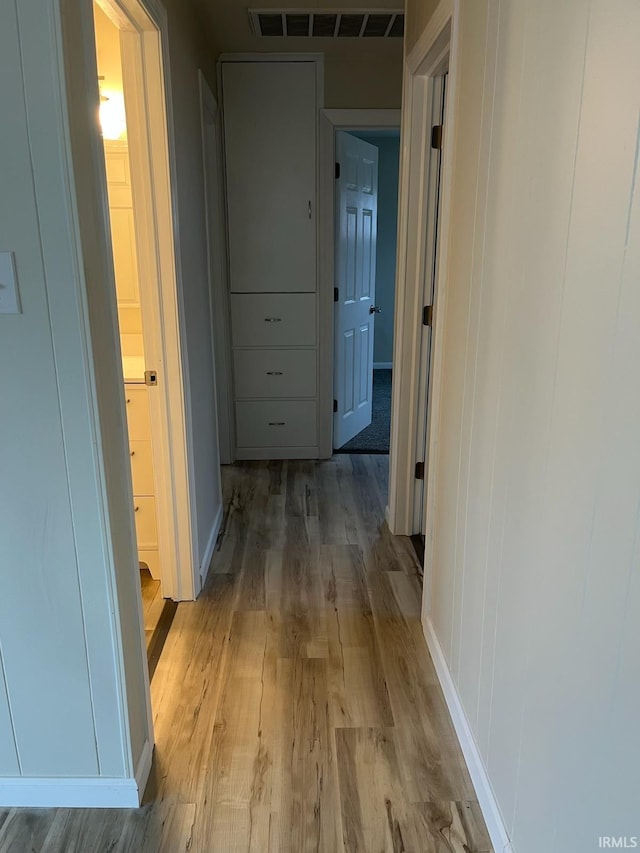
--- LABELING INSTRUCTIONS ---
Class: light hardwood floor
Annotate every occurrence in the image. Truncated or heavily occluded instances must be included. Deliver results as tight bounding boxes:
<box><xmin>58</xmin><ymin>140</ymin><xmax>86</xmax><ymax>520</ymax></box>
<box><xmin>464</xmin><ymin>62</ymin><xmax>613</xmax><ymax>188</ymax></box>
<box><xmin>0</xmin><ymin>456</ymin><xmax>492</xmax><ymax>852</ymax></box>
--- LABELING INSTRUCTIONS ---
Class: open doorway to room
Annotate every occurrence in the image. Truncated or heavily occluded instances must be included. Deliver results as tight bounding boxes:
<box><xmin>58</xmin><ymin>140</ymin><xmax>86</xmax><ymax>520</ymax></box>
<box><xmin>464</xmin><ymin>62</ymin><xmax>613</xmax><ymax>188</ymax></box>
<box><xmin>92</xmin><ymin>0</ymin><xmax>196</xmax><ymax>672</ymax></box>
<box><xmin>387</xmin><ymin>20</ymin><xmax>452</xmax><ymax>579</ymax></box>
<box><xmin>332</xmin><ymin>126</ymin><xmax>401</xmax><ymax>456</ymax></box>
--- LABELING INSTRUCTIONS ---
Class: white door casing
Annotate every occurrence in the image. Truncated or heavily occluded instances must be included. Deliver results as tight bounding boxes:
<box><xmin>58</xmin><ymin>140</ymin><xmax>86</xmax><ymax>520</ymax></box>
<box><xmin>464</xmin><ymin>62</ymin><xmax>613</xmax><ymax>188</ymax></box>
<box><xmin>415</xmin><ymin>73</ymin><xmax>447</xmax><ymax>534</ymax></box>
<box><xmin>333</xmin><ymin>132</ymin><xmax>379</xmax><ymax>449</ymax></box>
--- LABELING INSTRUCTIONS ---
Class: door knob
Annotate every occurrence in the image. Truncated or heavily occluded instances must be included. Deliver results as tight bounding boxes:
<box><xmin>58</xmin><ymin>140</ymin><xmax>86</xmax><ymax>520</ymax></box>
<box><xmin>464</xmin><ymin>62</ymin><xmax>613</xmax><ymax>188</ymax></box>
<box><xmin>369</xmin><ymin>305</ymin><xmax>382</xmax><ymax>314</ymax></box>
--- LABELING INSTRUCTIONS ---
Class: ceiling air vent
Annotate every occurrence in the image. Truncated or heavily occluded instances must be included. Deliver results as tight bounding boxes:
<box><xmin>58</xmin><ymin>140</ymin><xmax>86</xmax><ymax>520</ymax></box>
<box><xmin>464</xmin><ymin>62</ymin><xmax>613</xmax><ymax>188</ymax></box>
<box><xmin>249</xmin><ymin>9</ymin><xmax>404</xmax><ymax>38</ymax></box>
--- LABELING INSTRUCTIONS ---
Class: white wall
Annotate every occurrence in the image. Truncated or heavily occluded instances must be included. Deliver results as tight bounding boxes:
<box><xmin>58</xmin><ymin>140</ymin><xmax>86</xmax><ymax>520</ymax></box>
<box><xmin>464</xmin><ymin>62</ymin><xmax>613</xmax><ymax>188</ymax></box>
<box><xmin>0</xmin><ymin>0</ymin><xmax>223</xmax><ymax>802</ymax></box>
<box><xmin>0</xmin><ymin>0</ymin><xmax>148</xmax><ymax>795</ymax></box>
<box><xmin>163</xmin><ymin>0</ymin><xmax>224</xmax><ymax>575</ymax></box>
<box><xmin>421</xmin><ymin>1</ymin><xmax>640</xmax><ymax>850</ymax></box>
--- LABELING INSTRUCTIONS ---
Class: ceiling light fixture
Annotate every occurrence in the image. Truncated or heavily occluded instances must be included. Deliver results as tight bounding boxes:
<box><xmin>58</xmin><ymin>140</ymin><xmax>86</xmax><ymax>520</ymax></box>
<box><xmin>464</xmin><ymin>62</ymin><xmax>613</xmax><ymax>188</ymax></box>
<box><xmin>99</xmin><ymin>88</ymin><xmax>127</xmax><ymax>140</ymax></box>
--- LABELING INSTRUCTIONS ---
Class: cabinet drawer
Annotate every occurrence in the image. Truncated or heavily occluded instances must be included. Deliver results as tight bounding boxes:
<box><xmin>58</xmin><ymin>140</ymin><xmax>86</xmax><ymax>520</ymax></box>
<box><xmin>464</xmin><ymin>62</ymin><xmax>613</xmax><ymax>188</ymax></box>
<box><xmin>236</xmin><ymin>401</ymin><xmax>317</xmax><ymax>448</ymax></box>
<box><xmin>124</xmin><ymin>385</ymin><xmax>151</xmax><ymax>441</ymax></box>
<box><xmin>231</xmin><ymin>294</ymin><xmax>316</xmax><ymax>347</ymax></box>
<box><xmin>133</xmin><ymin>496</ymin><xmax>158</xmax><ymax>549</ymax></box>
<box><xmin>129</xmin><ymin>440</ymin><xmax>155</xmax><ymax>496</ymax></box>
<box><xmin>234</xmin><ymin>349</ymin><xmax>316</xmax><ymax>399</ymax></box>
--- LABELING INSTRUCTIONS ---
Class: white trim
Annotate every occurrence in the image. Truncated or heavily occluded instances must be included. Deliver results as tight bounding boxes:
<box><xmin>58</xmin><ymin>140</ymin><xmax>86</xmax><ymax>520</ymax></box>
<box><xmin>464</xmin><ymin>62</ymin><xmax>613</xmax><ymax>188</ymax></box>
<box><xmin>387</xmin><ymin>0</ymin><xmax>456</xmax><ymax>536</ymax></box>
<box><xmin>199</xmin><ymin>502</ymin><xmax>224</xmax><ymax>585</ymax></box>
<box><xmin>0</xmin><ymin>778</ymin><xmax>139</xmax><ymax>809</ymax></box>
<box><xmin>110</xmin><ymin>0</ymin><xmax>198</xmax><ymax>601</ymax></box>
<box><xmin>423</xmin><ymin>618</ymin><xmax>513</xmax><ymax>853</ymax></box>
<box><xmin>0</xmin><ymin>771</ymin><xmax>146</xmax><ymax>809</ymax></box>
<box><xmin>134</xmin><ymin>736</ymin><xmax>153</xmax><ymax>796</ymax></box>
<box><xmin>235</xmin><ymin>446</ymin><xmax>320</xmax><ymax>460</ymax></box>
<box><xmin>319</xmin><ymin>108</ymin><xmax>402</xmax><ymax>458</ymax></box>
<box><xmin>420</xmin><ymin>3</ymin><xmax>462</xmax><ymax>600</ymax></box>
<box><xmin>323</xmin><ymin>108</ymin><xmax>402</xmax><ymax>127</ymax></box>
<box><xmin>218</xmin><ymin>51</ymin><xmax>324</xmax><ymax>63</ymax></box>
<box><xmin>373</xmin><ymin>361</ymin><xmax>393</xmax><ymax>370</ymax></box>
<box><xmin>407</xmin><ymin>0</ymin><xmax>454</xmax><ymax>74</ymax></box>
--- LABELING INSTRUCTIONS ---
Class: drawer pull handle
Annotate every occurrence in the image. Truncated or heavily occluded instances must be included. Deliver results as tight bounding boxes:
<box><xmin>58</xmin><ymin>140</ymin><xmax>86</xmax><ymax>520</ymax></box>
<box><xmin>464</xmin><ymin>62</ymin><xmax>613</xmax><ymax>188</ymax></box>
<box><xmin>126</xmin><ymin>399</ymin><xmax>131</xmax><ymax>404</ymax></box>
<box><xmin>268</xmin><ymin>421</ymin><xmax>286</xmax><ymax>426</ymax></box>
<box><xmin>266</xmin><ymin>371</ymin><xmax>284</xmax><ymax>376</ymax></box>
<box><xmin>130</xmin><ymin>451</ymin><xmax>135</xmax><ymax>457</ymax></box>
<box><xmin>264</xmin><ymin>317</ymin><xmax>282</xmax><ymax>323</ymax></box>
<box><xmin>134</xmin><ymin>506</ymin><xmax>140</xmax><ymax>512</ymax></box>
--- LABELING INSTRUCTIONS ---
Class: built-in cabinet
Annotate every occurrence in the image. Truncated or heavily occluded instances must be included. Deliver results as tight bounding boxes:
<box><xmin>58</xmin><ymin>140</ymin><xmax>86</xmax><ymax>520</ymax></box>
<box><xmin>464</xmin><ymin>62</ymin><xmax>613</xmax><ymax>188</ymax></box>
<box><xmin>125</xmin><ymin>383</ymin><xmax>160</xmax><ymax>579</ymax></box>
<box><xmin>221</xmin><ymin>59</ymin><xmax>320</xmax><ymax>459</ymax></box>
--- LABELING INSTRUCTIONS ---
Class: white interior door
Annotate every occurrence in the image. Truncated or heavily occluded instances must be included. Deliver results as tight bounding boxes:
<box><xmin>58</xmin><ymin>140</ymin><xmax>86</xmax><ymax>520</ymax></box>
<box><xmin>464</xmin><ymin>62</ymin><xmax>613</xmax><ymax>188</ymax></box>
<box><xmin>333</xmin><ymin>132</ymin><xmax>379</xmax><ymax>449</ymax></box>
<box><xmin>415</xmin><ymin>72</ymin><xmax>447</xmax><ymax>535</ymax></box>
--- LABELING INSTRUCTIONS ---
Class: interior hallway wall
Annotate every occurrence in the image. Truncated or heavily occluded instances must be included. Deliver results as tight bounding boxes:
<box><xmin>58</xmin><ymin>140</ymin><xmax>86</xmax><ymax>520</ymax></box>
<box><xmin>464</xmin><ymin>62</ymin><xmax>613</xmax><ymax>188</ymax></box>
<box><xmin>162</xmin><ymin>0</ymin><xmax>223</xmax><ymax>577</ymax></box>
<box><xmin>0</xmin><ymin>0</ymin><xmax>148</xmax><ymax>790</ymax></box>
<box><xmin>324</xmin><ymin>54</ymin><xmax>403</xmax><ymax>109</ymax></box>
<box><xmin>0</xmin><ymin>0</ymin><xmax>224</xmax><ymax>799</ymax></box>
<box><xmin>407</xmin><ymin>1</ymin><xmax>640</xmax><ymax>851</ymax></box>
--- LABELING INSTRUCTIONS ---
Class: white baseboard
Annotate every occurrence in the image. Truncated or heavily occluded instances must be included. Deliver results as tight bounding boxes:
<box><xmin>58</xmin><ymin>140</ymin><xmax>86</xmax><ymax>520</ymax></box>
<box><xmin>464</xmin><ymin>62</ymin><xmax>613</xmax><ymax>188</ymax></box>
<box><xmin>423</xmin><ymin>617</ymin><xmax>514</xmax><ymax>853</ymax></box>
<box><xmin>0</xmin><ymin>776</ymin><xmax>140</xmax><ymax>809</ymax></box>
<box><xmin>199</xmin><ymin>502</ymin><xmax>224</xmax><ymax>585</ymax></box>
<box><xmin>235</xmin><ymin>446</ymin><xmax>319</xmax><ymax>460</ymax></box>
<box><xmin>0</xmin><ymin>739</ymin><xmax>154</xmax><ymax>809</ymax></box>
<box><xmin>134</xmin><ymin>738</ymin><xmax>153</xmax><ymax>802</ymax></box>
<box><xmin>373</xmin><ymin>361</ymin><xmax>393</xmax><ymax>370</ymax></box>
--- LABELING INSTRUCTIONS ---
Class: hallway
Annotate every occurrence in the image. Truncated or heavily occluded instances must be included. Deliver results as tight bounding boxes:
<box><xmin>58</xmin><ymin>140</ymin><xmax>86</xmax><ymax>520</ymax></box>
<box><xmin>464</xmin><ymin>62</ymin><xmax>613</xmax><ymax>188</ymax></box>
<box><xmin>0</xmin><ymin>456</ymin><xmax>490</xmax><ymax>852</ymax></box>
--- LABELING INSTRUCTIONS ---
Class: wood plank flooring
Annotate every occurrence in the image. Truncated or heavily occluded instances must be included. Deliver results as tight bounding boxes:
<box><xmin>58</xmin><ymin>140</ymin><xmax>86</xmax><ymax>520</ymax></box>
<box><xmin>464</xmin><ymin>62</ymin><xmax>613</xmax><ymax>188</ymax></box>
<box><xmin>0</xmin><ymin>455</ymin><xmax>492</xmax><ymax>853</ymax></box>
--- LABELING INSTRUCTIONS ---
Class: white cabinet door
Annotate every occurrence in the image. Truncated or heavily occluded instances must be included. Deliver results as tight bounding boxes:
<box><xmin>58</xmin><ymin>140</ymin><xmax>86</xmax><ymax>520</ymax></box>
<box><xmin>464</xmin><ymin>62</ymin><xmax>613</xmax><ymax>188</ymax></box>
<box><xmin>222</xmin><ymin>61</ymin><xmax>317</xmax><ymax>293</ymax></box>
<box><xmin>333</xmin><ymin>132</ymin><xmax>379</xmax><ymax>448</ymax></box>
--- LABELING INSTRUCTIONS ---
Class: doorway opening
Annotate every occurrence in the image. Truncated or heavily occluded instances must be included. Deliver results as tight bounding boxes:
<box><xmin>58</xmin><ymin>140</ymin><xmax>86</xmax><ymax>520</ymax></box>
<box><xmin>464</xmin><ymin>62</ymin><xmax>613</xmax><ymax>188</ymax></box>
<box><xmin>331</xmin><ymin>126</ymin><xmax>401</xmax><ymax>456</ymax></box>
<box><xmin>92</xmin><ymin>0</ymin><xmax>194</xmax><ymax>671</ymax></box>
<box><xmin>387</xmin><ymin>16</ymin><xmax>453</xmax><ymax>590</ymax></box>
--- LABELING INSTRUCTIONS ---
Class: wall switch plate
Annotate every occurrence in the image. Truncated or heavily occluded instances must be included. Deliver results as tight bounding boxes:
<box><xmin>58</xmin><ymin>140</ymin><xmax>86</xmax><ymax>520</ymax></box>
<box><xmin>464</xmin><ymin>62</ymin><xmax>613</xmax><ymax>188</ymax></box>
<box><xmin>0</xmin><ymin>252</ymin><xmax>21</xmax><ymax>314</ymax></box>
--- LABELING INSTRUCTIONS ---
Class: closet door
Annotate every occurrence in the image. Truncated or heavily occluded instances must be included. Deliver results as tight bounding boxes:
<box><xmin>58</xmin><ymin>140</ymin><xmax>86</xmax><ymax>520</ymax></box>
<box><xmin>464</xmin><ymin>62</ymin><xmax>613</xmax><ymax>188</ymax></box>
<box><xmin>222</xmin><ymin>61</ymin><xmax>317</xmax><ymax>293</ymax></box>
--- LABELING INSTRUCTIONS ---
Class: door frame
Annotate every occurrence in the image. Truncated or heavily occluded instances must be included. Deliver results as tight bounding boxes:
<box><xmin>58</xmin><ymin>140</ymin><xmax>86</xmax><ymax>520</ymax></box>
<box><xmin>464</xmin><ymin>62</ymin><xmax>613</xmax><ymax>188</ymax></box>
<box><xmin>198</xmin><ymin>70</ymin><xmax>234</xmax><ymax>466</ymax></box>
<box><xmin>411</xmin><ymin>72</ymin><xmax>447</xmax><ymax>534</ymax></box>
<box><xmin>319</xmin><ymin>108</ymin><xmax>401</xmax><ymax>458</ymax></box>
<box><xmin>387</xmin><ymin>0</ymin><xmax>458</xmax><ymax>547</ymax></box>
<box><xmin>96</xmin><ymin>0</ymin><xmax>198</xmax><ymax>601</ymax></box>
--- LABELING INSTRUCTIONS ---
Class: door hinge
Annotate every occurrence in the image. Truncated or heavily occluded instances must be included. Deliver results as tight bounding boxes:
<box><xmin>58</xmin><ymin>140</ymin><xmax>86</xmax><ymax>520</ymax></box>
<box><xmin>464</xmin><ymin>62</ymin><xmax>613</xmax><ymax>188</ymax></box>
<box><xmin>431</xmin><ymin>124</ymin><xmax>443</xmax><ymax>150</ymax></box>
<box><xmin>335</xmin><ymin>162</ymin><xmax>341</xmax><ymax>179</ymax></box>
<box><xmin>423</xmin><ymin>305</ymin><xmax>433</xmax><ymax>327</ymax></box>
<box><xmin>334</xmin><ymin>287</ymin><xmax>339</xmax><ymax>302</ymax></box>
<box><xmin>333</xmin><ymin>399</ymin><xmax>338</xmax><ymax>413</ymax></box>
<box><xmin>415</xmin><ymin>461</ymin><xmax>425</xmax><ymax>480</ymax></box>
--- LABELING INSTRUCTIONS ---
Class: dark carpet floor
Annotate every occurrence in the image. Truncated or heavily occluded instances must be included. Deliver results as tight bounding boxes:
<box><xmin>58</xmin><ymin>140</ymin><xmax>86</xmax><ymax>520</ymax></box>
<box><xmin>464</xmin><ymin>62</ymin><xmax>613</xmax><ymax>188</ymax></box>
<box><xmin>336</xmin><ymin>369</ymin><xmax>392</xmax><ymax>454</ymax></box>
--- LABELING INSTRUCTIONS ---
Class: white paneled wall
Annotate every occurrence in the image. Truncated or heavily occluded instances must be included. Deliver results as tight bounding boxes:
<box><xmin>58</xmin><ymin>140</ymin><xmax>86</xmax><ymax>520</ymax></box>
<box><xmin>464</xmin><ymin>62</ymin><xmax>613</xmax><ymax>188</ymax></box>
<box><xmin>0</xmin><ymin>0</ymin><xmax>149</xmax><ymax>803</ymax></box>
<box><xmin>424</xmin><ymin>1</ymin><xmax>640</xmax><ymax>850</ymax></box>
